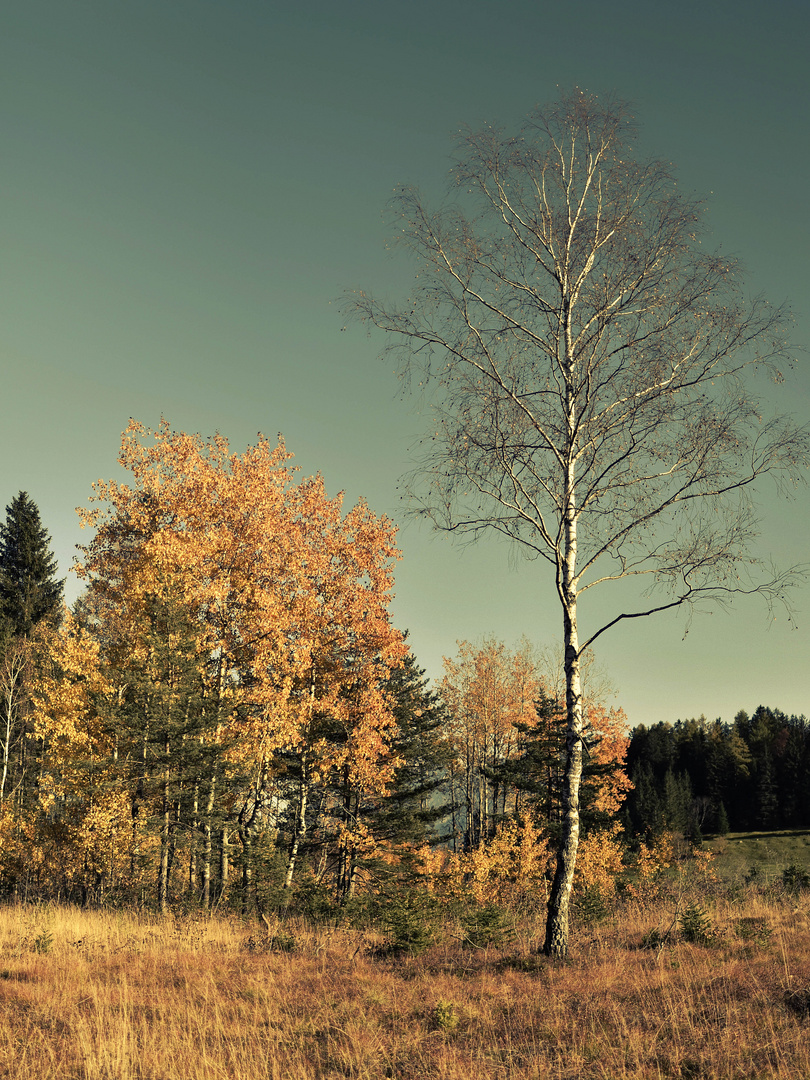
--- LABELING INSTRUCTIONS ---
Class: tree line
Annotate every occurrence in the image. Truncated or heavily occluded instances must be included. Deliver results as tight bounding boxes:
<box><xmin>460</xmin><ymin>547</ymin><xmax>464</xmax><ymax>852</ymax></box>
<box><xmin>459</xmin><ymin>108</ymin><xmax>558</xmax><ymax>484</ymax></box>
<box><xmin>624</xmin><ymin>708</ymin><xmax>810</xmax><ymax>839</ymax></box>
<box><xmin>2</xmin><ymin>473</ymin><xmax>806</xmax><ymax>933</ymax></box>
<box><xmin>0</xmin><ymin>447</ymin><xmax>630</xmax><ymax>918</ymax></box>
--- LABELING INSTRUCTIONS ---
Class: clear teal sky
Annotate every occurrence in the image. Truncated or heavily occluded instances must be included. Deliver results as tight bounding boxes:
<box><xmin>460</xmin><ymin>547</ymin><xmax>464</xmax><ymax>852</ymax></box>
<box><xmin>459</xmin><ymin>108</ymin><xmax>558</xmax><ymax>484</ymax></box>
<box><xmin>2</xmin><ymin>0</ymin><xmax>808</xmax><ymax>727</ymax></box>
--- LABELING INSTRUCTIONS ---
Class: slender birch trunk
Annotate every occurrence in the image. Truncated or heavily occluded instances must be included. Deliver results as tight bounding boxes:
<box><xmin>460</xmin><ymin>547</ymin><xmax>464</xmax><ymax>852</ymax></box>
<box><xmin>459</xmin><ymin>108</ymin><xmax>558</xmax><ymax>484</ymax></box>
<box><xmin>543</xmin><ymin>592</ymin><xmax>583</xmax><ymax>956</ymax></box>
<box><xmin>189</xmin><ymin>781</ymin><xmax>199</xmax><ymax>898</ymax></box>
<box><xmin>218</xmin><ymin>828</ymin><xmax>229</xmax><ymax>900</ymax></box>
<box><xmin>544</xmin><ymin>369</ymin><xmax>584</xmax><ymax>958</ymax></box>
<box><xmin>284</xmin><ymin>752</ymin><xmax>309</xmax><ymax>889</ymax></box>
<box><xmin>0</xmin><ymin>685</ymin><xmax>13</xmax><ymax>804</ymax></box>
<box><xmin>158</xmin><ymin>735</ymin><xmax>171</xmax><ymax>916</ymax></box>
<box><xmin>202</xmin><ymin>774</ymin><xmax>216</xmax><ymax>909</ymax></box>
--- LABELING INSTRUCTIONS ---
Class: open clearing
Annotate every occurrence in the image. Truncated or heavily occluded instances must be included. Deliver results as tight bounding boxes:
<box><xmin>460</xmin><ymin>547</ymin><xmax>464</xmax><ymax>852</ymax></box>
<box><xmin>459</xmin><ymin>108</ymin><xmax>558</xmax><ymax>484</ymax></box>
<box><xmin>1</xmin><ymin>886</ymin><xmax>810</xmax><ymax>1080</ymax></box>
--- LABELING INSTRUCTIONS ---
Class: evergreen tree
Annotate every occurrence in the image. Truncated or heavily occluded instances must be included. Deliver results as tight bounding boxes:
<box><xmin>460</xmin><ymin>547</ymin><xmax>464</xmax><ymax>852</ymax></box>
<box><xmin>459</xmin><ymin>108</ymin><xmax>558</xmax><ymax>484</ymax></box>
<box><xmin>706</xmin><ymin>722</ymin><xmax>752</xmax><ymax>830</ymax></box>
<box><xmin>715</xmin><ymin>801</ymin><xmax>730</xmax><ymax>836</ymax></box>
<box><xmin>372</xmin><ymin>649</ymin><xmax>453</xmax><ymax>847</ymax></box>
<box><xmin>756</xmin><ymin>748</ymin><xmax>779</xmax><ymax>830</ymax></box>
<box><xmin>781</xmin><ymin>717</ymin><xmax>810</xmax><ymax>828</ymax></box>
<box><xmin>626</xmin><ymin>762</ymin><xmax>666</xmax><ymax>838</ymax></box>
<box><xmin>0</xmin><ymin>494</ymin><xmax>63</xmax><ymax>820</ymax></box>
<box><xmin>0</xmin><ymin>492</ymin><xmax>64</xmax><ymax>639</ymax></box>
<box><xmin>495</xmin><ymin>691</ymin><xmax>627</xmax><ymax>837</ymax></box>
<box><xmin>492</xmin><ymin>690</ymin><xmax>566</xmax><ymax>828</ymax></box>
<box><xmin>663</xmin><ymin>768</ymin><xmax>695</xmax><ymax>835</ymax></box>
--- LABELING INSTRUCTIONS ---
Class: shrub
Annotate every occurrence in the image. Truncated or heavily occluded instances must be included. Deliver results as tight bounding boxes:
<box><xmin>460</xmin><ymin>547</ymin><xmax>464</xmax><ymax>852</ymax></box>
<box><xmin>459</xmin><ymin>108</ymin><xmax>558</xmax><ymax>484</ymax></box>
<box><xmin>33</xmin><ymin>927</ymin><xmax>53</xmax><ymax>955</ymax></box>
<box><xmin>376</xmin><ymin>886</ymin><xmax>438</xmax><ymax>955</ymax></box>
<box><xmin>782</xmin><ymin>865</ymin><xmax>810</xmax><ymax>894</ymax></box>
<box><xmin>431</xmin><ymin>1000</ymin><xmax>459</xmax><ymax>1032</ymax></box>
<box><xmin>733</xmin><ymin>917</ymin><xmax>772</xmax><ymax>947</ymax></box>
<box><xmin>459</xmin><ymin>902</ymin><xmax>514</xmax><ymax>949</ymax></box>
<box><xmin>678</xmin><ymin>903</ymin><xmax>713</xmax><ymax>945</ymax></box>
<box><xmin>573</xmin><ymin>884</ymin><xmax>610</xmax><ymax>925</ymax></box>
<box><xmin>289</xmin><ymin>875</ymin><xmax>337</xmax><ymax>924</ymax></box>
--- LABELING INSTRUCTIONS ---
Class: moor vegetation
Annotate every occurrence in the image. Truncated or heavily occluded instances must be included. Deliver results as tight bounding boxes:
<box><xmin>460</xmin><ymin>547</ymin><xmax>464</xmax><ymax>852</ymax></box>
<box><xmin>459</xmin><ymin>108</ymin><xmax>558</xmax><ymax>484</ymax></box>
<box><xmin>3</xmin><ymin>864</ymin><xmax>810</xmax><ymax>1080</ymax></box>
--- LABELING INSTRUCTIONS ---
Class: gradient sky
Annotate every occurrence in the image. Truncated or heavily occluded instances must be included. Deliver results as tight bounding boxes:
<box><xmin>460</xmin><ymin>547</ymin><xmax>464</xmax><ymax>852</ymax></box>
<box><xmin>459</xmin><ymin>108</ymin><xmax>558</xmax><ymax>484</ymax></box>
<box><xmin>2</xmin><ymin>0</ymin><xmax>808</xmax><ymax>728</ymax></box>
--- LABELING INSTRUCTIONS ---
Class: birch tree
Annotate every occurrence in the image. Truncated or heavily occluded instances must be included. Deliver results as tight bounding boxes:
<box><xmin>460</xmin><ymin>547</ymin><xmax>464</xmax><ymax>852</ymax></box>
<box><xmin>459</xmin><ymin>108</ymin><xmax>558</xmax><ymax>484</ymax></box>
<box><xmin>440</xmin><ymin>638</ymin><xmax>541</xmax><ymax>850</ymax></box>
<box><xmin>76</xmin><ymin>420</ymin><xmax>406</xmax><ymax>910</ymax></box>
<box><xmin>348</xmin><ymin>90</ymin><xmax>809</xmax><ymax>957</ymax></box>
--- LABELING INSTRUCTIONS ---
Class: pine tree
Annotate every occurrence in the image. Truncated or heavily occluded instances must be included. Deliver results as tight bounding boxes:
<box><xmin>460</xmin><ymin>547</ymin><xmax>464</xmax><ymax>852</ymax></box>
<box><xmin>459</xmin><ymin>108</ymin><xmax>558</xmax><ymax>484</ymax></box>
<box><xmin>0</xmin><ymin>494</ymin><xmax>63</xmax><ymax>822</ymax></box>
<box><xmin>492</xmin><ymin>690</ymin><xmax>567</xmax><ymax>827</ymax></box>
<box><xmin>370</xmin><ymin>649</ymin><xmax>453</xmax><ymax>848</ymax></box>
<box><xmin>0</xmin><ymin>492</ymin><xmax>63</xmax><ymax>639</ymax></box>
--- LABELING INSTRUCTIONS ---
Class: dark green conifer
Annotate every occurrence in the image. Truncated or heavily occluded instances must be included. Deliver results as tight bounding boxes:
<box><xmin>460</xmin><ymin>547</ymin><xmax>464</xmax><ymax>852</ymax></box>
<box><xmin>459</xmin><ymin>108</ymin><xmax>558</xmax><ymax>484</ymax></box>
<box><xmin>372</xmin><ymin>649</ymin><xmax>453</xmax><ymax>846</ymax></box>
<box><xmin>0</xmin><ymin>492</ymin><xmax>64</xmax><ymax>638</ymax></box>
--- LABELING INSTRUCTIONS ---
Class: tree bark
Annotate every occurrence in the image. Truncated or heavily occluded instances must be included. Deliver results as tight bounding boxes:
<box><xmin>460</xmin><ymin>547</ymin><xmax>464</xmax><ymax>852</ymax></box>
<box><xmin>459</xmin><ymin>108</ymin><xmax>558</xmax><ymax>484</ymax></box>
<box><xmin>545</xmin><ymin>415</ymin><xmax>584</xmax><ymax>958</ymax></box>
<box><xmin>284</xmin><ymin>754</ymin><xmax>309</xmax><ymax>889</ymax></box>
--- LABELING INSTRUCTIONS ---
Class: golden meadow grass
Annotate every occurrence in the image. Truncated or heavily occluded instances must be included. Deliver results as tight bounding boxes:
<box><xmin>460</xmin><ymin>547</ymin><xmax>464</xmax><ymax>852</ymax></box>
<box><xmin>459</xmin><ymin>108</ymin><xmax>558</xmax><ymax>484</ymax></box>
<box><xmin>0</xmin><ymin>892</ymin><xmax>809</xmax><ymax>1079</ymax></box>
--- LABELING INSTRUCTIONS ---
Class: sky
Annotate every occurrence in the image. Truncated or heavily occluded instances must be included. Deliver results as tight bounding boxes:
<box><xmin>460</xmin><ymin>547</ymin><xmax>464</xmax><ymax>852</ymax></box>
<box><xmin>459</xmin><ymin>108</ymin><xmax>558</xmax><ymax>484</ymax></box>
<box><xmin>2</xmin><ymin>0</ymin><xmax>808</xmax><ymax>729</ymax></box>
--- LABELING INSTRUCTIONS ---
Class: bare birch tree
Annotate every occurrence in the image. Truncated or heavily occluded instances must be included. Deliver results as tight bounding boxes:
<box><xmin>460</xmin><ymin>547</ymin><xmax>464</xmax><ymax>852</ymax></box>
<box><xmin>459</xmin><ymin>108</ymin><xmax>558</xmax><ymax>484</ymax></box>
<box><xmin>347</xmin><ymin>90</ymin><xmax>809</xmax><ymax>957</ymax></box>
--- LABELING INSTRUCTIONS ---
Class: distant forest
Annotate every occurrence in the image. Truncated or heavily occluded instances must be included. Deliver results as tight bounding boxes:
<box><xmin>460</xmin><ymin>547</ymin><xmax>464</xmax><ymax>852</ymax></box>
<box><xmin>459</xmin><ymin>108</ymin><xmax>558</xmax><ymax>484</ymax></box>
<box><xmin>623</xmin><ymin>707</ymin><xmax>810</xmax><ymax>839</ymax></box>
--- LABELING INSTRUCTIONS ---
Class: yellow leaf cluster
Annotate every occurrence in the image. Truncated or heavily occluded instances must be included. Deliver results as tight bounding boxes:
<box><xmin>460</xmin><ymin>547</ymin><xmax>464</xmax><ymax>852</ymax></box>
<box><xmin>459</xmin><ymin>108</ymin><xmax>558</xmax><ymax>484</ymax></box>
<box><xmin>75</xmin><ymin>419</ymin><xmax>407</xmax><ymax>787</ymax></box>
<box><xmin>418</xmin><ymin>816</ymin><xmax>552</xmax><ymax>908</ymax></box>
<box><xmin>573</xmin><ymin>825</ymin><xmax>626</xmax><ymax>897</ymax></box>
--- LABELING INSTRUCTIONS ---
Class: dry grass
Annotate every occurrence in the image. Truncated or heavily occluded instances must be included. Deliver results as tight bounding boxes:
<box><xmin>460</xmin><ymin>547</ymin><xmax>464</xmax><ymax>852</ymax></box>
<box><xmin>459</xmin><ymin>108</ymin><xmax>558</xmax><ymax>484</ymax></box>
<box><xmin>0</xmin><ymin>895</ymin><xmax>809</xmax><ymax>1079</ymax></box>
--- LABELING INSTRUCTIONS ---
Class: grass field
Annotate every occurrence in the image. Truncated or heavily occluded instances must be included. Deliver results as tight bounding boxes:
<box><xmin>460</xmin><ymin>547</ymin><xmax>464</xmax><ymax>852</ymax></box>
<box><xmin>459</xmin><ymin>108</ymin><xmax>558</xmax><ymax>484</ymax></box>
<box><xmin>704</xmin><ymin>830</ymin><xmax>810</xmax><ymax>884</ymax></box>
<box><xmin>1</xmin><ymin>875</ymin><xmax>810</xmax><ymax>1080</ymax></box>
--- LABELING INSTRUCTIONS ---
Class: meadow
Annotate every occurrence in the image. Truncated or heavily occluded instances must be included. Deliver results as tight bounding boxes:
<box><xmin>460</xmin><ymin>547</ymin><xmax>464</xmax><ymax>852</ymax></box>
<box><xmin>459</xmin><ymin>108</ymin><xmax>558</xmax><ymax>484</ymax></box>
<box><xmin>2</xmin><ymin>861</ymin><xmax>810</xmax><ymax>1080</ymax></box>
<box><xmin>705</xmin><ymin>831</ymin><xmax>810</xmax><ymax>884</ymax></box>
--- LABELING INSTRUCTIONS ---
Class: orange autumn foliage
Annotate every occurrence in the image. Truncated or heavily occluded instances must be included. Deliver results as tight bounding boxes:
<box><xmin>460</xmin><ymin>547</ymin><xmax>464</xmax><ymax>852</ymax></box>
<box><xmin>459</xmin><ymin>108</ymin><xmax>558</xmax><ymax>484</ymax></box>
<box><xmin>75</xmin><ymin>421</ymin><xmax>405</xmax><ymax>784</ymax></box>
<box><xmin>7</xmin><ymin>615</ymin><xmax>140</xmax><ymax>897</ymax></box>
<box><xmin>573</xmin><ymin>825</ymin><xmax>626</xmax><ymax>897</ymax></box>
<box><xmin>415</xmin><ymin>815</ymin><xmax>553</xmax><ymax>908</ymax></box>
<box><xmin>57</xmin><ymin>418</ymin><xmax>411</xmax><ymax>908</ymax></box>
<box><xmin>583</xmin><ymin>703</ymin><xmax>634</xmax><ymax>816</ymax></box>
<box><xmin>74</xmin><ymin>420</ymin><xmax>406</xmax><ymax>796</ymax></box>
<box><xmin>440</xmin><ymin>638</ymin><xmax>545</xmax><ymax>848</ymax></box>
<box><xmin>438</xmin><ymin>639</ymin><xmax>632</xmax><ymax>855</ymax></box>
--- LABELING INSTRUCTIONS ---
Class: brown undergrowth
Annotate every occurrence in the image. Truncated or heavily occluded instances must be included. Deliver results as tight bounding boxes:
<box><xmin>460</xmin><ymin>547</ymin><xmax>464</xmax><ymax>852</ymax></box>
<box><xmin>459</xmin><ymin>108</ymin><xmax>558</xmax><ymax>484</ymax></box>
<box><xmin>0</xmin><ymin>894</ymin><xmax>808</xmax><ymax>1079</ymax></box>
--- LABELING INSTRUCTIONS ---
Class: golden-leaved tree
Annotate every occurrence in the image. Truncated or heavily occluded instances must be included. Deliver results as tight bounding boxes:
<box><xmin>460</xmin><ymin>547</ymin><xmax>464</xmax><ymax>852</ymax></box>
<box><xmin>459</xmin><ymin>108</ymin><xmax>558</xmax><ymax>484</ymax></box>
<box><xmin>436</xmin><ymin>637</ymin><xmax>632</xmax><ymax>905</ymax></box>
<box><xmin>65</xmin><ymin>419</ymin><xmax>406</xmax><ymax>910</ymax></box>
<box><xmin>440</xmin><ymin>638</ymin><xmax>541</xmax><ymax>851</ymax></box>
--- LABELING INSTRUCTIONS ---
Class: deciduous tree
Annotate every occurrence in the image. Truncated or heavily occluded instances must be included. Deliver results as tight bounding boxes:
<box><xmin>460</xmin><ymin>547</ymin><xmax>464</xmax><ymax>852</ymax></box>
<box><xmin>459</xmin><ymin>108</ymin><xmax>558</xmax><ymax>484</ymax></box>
<box><xmin>75</xmin><ymin>420</ymin><xmax>406</xmax><ymax>910</ymax></box>
<box><xmin>349</xmin><ymin>90</ymin><xmax>809</xmax><ymax>956</ymax></box>
<box><xmin>440</xmin><ymin>638</ymin><xmax>541</xmax><ymax>851</ymax></box>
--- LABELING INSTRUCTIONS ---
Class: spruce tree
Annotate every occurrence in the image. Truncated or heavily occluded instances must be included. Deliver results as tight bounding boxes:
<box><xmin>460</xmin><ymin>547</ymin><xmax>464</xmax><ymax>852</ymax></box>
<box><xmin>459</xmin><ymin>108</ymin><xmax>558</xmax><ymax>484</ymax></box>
<box><xmin>0</xmin><ymin>494</ymin><xmax>63</xmax><ymax>824</ymax></box>
<box><xmin>0</xmin><ymin>492</ymin><xmax>64</xmax><ymax>638</ymax></box>
<box><xmin>374</xmin><ymin>649</ymin><xmax>453</xmax><ymax>847</ymax></box>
